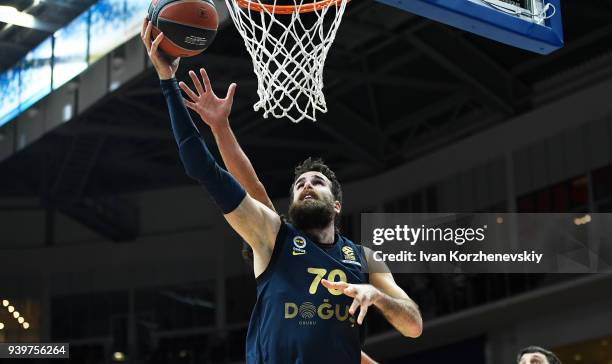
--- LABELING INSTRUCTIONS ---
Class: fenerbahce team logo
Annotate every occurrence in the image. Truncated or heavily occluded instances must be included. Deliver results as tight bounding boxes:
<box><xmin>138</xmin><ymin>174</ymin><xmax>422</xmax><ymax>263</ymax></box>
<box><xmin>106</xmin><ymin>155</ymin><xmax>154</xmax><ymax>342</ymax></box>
<box><xmin>285</xmin><ymin>300</ymin><xmax>356</xmax><ymax>327</ymax></box>
<box><xmin>292</xmin><ymin>236</ymin><xmax>307</xmax><ymax>256</ymax></box>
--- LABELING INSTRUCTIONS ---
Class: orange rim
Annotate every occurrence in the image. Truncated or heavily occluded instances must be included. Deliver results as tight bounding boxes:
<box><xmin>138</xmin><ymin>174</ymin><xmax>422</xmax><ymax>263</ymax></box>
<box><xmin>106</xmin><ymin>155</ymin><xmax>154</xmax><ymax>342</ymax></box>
<box><xmin>235</xmin><ymin>0</ymin><xmax>348</xmax><ymax>14</ymax></box>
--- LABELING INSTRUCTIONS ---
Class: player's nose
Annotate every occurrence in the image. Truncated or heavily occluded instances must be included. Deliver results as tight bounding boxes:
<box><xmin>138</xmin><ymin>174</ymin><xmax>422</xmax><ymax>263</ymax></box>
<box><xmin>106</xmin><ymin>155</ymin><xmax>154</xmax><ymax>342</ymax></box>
<box><xmin>303</xmin><ymin>179</ymin><xmax>316</xmax><ymax>190</ymax></box>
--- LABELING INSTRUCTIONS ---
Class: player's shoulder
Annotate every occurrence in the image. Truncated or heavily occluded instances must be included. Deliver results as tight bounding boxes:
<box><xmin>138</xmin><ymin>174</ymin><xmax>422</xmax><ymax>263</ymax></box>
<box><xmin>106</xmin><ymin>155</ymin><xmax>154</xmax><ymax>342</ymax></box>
<box><xmin>336</xmin><ymin>234</ymin><xmax>369</xmax><ymax>266</ymax></box>
<box><xmin>277</xmin><ymin>221</ymin><xmax>311</xmax><ymax>248</ymax></box>
<box><xmin>338</xmin><ymin>234</ymin><xmax>368</xmax><ymax>253</ymax></box>
<box><xmin>336</xmin><ymin>236</ymin><xmax>378</xmax><ymax>272</ymax></box>
<box><xmin>283</xmin><ymin>221</ymin><xmax>302</xmax><ymax>236</ymax></box>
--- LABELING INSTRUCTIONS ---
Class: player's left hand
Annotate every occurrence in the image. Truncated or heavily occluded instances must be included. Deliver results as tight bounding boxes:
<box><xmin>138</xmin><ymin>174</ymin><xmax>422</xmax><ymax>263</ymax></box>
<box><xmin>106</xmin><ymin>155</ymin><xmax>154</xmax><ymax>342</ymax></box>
<box><xmin>321</xmin><ymin>279</ymin><xmax>382</xmax><ymax>325</ymax></box>
<box><xmin>179</xmin><ymin>68</ymin><xmax>236</xmax><ymax>133</ymax></box>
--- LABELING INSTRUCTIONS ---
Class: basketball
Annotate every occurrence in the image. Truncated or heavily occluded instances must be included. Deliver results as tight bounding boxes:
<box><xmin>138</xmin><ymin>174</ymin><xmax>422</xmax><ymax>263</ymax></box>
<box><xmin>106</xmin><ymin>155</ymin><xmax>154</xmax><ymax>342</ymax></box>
<box><xmin>147</xmin><ymin>0</ymin><xmax>218</xmax><ymax>58</ymax></box>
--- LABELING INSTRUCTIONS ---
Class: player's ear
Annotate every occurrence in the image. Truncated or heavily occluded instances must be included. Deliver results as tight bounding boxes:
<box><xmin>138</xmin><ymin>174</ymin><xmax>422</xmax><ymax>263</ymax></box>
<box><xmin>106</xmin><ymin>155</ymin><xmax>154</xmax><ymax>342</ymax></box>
<box><xmin>334</xmin><ymin>200</ymin><xmax>341</xmax><ymax>214</ymax></box>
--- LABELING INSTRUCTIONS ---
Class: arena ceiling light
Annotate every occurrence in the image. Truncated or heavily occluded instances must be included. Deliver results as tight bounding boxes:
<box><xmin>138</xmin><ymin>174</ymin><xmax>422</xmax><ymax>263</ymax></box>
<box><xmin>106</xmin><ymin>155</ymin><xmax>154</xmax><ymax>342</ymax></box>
<box><xmin>113</xmin><ymin>352</ymin><xmax>126</xmax><ymax>362</ymax></box>
<box><xmin>0</xmin><ymin>5</ymin><xmax>58</xmax><ymax>32</ymax></box>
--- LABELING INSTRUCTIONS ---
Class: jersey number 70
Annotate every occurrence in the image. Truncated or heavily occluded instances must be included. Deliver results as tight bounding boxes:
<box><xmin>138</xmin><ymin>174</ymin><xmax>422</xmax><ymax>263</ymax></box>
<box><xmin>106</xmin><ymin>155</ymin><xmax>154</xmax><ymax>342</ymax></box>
<box><xmin>307</xmin><ymin>267</ymin><xmax>347</xmax><ymax>295</ymax></box>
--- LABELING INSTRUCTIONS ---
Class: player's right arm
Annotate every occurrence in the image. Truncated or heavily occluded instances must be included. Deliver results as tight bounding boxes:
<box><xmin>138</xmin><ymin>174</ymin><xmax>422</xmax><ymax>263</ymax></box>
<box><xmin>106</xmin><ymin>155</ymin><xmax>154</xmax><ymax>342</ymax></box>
<box><xmin>140</xmin><ymin>19</ymin><xmax>280</xmax><ymax>256</ymax></box>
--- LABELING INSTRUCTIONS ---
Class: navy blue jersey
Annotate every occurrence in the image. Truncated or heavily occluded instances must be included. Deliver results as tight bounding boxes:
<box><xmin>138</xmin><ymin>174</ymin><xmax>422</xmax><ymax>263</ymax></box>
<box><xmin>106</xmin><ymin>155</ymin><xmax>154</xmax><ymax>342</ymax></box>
<box><xmin>246</xmin><ymin>222</ymin><xmax>369</xmax><ymax>364</ymax></box>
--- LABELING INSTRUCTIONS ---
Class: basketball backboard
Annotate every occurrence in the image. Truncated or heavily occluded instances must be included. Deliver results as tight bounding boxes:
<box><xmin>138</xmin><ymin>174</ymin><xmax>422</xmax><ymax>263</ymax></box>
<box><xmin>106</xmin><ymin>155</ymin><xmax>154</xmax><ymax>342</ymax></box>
<box><xmin>374</xmin><ymin>0</ymin><xmax>563</xmax><ymax>54</ymax></box>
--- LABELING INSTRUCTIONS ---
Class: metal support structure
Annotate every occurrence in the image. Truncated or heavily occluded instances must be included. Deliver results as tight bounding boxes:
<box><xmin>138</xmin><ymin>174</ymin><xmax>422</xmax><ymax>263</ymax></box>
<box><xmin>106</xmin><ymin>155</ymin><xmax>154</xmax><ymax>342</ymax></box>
<box><xmin>405</xmin><ymin>26</ymin><xmax>523</xmax><ymax>114</ymax></box>
<box><xmin>384</xmin><ymin>92</ymin><xmax>470</xmax><ymax>136</ymax></box>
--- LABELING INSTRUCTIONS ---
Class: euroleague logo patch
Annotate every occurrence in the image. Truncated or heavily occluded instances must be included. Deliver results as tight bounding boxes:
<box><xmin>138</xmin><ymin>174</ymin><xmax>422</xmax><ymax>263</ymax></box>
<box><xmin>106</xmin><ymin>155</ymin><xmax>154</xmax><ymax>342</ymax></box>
<box><xmin>341</xmin><ymin>246</ymin><xmax>361</xmax><ymax>267</ymax></box>
<box><xmin>342</xmin><ymin>246</ymin><xmax>355</xmax><ymax>261</ymax></box>
<box><xmin>292</xmin><ymin>236</ymin><xmax>307</xmax><ymax>256</ymax></box>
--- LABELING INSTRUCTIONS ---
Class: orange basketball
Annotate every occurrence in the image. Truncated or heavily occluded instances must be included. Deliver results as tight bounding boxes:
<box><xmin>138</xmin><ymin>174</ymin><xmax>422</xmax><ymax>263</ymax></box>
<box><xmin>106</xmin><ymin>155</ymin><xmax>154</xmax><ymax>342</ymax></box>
<box><xmin>148</xmin><ymin>0</ymin><xmax>218</xmax><ymax>58</ymax></box>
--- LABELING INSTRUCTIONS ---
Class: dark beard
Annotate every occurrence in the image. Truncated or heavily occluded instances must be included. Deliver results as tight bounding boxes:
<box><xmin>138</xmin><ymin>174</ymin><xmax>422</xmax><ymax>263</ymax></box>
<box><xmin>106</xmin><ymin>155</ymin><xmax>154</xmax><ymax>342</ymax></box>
<box><xmin>288</xmin><ymin>199</ymin><xmax>334</xmax><ymax>231</ymax></box>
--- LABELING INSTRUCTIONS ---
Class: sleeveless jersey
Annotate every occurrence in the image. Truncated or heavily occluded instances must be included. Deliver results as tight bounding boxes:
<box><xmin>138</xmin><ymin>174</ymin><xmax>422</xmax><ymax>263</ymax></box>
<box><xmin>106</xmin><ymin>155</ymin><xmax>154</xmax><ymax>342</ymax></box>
<box><xmin>246</xmin><ymin>222</ymin><xmax>369</xmax><ymax>364</ymax></box>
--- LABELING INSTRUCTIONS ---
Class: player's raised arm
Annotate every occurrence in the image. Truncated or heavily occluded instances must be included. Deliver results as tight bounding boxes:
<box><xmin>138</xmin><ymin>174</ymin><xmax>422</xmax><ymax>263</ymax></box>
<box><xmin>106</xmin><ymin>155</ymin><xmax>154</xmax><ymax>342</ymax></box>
<box><xmin>140</xmin><ymin>19</ymin><xmax>280</xmax><ymax>253</ymax></box>
<box><xmin>179</xmin><ymin>71</ymin><xmax>275</xmax><ymax>212</ymax></box>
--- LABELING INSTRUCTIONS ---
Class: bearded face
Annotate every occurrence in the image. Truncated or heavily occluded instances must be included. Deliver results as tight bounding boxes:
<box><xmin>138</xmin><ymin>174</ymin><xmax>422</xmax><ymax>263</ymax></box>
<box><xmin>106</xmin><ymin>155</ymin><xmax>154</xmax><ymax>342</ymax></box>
<box><xmin>288</xmin><ymin>191</ymin><xmax>335</xmax><ymax>230</ymax></box>
<box><xmin>288</xmin><ymin>171</ymin><xmax>340</xmax><ymax>231</ymax></box>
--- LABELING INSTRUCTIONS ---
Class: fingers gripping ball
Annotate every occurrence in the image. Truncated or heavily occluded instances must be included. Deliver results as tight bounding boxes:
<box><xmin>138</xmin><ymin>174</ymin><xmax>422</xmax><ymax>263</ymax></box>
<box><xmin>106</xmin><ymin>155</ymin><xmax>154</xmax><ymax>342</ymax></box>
<box><xmin>148</xmin><ymin>0</ymin><xmax>218</xmax><ymax>58</ymax></box>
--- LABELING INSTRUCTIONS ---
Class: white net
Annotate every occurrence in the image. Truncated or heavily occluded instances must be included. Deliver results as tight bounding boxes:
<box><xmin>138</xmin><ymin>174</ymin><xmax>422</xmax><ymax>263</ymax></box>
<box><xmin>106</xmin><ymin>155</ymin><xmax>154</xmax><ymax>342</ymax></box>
<box><xmin>225</xmin><ymin>0</ymin><xmax>349</xmax><ymax>122</ymax></box>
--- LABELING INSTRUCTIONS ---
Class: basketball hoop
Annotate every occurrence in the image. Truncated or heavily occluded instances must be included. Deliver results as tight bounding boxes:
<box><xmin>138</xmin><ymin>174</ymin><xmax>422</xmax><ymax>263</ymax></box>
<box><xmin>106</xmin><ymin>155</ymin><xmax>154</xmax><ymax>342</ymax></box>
<box><xmin>234</xmin><ymin>0</ymin><xmax>346</xmax><ymax>14</ymax></box>
<box><xmin>225</xmin><ymin>0</ymin><xmax>350</xmax><ymax>122</ymax></box>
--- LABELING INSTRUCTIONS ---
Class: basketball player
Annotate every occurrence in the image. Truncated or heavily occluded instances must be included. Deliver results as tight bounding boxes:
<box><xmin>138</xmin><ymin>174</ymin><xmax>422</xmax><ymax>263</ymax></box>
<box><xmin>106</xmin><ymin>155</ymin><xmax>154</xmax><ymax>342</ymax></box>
<box><xmin>141</xmin><ymin>19</ymin><xmax>422</xmax><ymax>363</ymax></box>
<box><xmin>183</xmin><ymin>107</ymin><xmax>383</xmax><ymax>364</ymax></box>
<box><xmin>517</xmin><ymin>346</ymin><xmax>562</xmax><ymax>364</ymax></box>
<box><xmin>168</xmin><ymin>36</ymin><xmax>383</xmax><ymax>364</ymax></box>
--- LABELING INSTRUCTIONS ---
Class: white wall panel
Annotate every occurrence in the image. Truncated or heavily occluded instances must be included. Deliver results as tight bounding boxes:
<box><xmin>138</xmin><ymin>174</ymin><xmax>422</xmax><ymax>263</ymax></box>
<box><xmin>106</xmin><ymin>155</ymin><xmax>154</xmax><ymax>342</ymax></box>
<box><xmin>16</xmin><ymin>101</ymin><xmax>46</xmax><ymax>150</ymax></box>
<box><xmin>79</xmin><ymin>55</ymin><xmax>109</xmax><ymax>113</ymax></box>
<box><xmin>46</xmin><ymin>84</ymin><xmax>77</xmax><ymax>131</ymax></box>
<box><xmin>109</xmin><ymin>37</ymin><xmax>146</xmax><ymax>92</ymax></box>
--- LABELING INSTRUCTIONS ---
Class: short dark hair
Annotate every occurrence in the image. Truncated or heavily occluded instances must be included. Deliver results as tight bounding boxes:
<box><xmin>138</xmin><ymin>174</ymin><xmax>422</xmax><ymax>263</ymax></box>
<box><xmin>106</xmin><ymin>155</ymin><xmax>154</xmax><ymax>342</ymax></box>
<box><xmin>517</xmin><ymin>346</ymin><xmax>561</xmax><ymax>364</ymax></box>
<box><xmin>290</xmin><ymin>157</ymin><xmax>342</xmax><ymax>203</ymax></box>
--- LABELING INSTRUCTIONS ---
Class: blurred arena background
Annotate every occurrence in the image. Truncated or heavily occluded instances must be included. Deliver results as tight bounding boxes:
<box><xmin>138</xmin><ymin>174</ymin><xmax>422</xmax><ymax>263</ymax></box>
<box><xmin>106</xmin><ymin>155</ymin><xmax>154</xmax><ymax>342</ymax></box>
<box><xmin>1</xmin><ymin>0</ymin><xmax>612</xmax><ymax>363</ymax></box>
